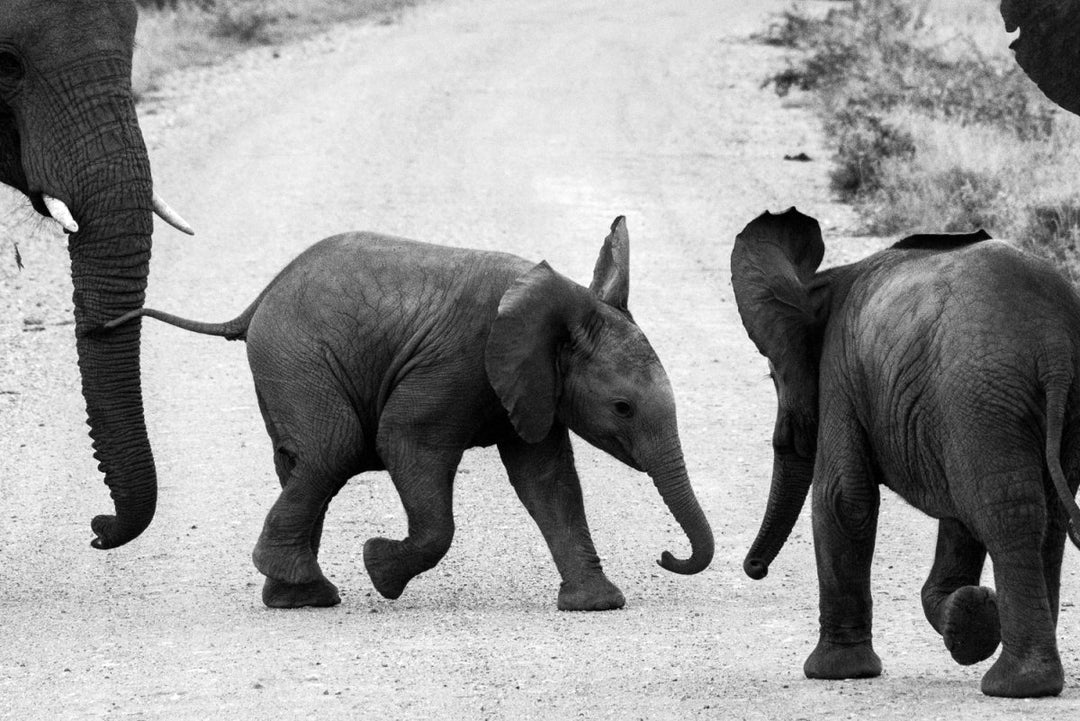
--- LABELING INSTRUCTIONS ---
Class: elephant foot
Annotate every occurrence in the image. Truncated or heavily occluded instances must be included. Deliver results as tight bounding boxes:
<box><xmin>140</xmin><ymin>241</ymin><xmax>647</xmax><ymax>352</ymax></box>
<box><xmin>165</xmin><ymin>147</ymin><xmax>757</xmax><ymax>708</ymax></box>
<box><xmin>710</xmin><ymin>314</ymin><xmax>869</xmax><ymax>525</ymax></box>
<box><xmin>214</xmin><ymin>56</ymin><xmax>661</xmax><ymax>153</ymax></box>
<box><xmin>262</xmin><ymin>576</ymin><xmax>341</xmax><ymax>608</ymax></box>
<box><xmin>804</xmin><ymin>638</ymin><xmax>882</xmax><ymax>680</ymax></box>
<box><xmin>557</xmin><ymin>576</ymin><xmax>626</xmax><ymax>611</ymax></box>
<box><xmin>981</xmin><ymin>648</ymin><xmax>1063</xmax><ymax>697</ymax></box>
<box><xmin>364</xmin><ymin>536</ymin><xmax>421</xmax><ymax>600</ymax></box>
<box><xmin>940</xmin><ymin>585</ymin><xmax>1000</xmax><ymax>665</ymax></box>
<box><xmin>252</xmin><ymin>540</ymin><xmax>322</xmax><ymax>586</ymax></box>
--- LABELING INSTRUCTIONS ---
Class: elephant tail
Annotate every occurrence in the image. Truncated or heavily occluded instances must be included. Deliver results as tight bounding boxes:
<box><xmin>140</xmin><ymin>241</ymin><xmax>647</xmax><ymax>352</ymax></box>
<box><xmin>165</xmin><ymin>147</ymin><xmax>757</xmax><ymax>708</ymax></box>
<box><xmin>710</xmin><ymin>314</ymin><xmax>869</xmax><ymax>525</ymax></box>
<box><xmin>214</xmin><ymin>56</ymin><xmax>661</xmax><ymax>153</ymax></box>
<box><xmin>97</xmin><ymin>296</ymin><xmax>262</xmax><ymax>342</ymax></box>
<box><xmin>1044</xmin><ymin>374</ymin><xmax>1080</xmax><ymax>549</ymax></box>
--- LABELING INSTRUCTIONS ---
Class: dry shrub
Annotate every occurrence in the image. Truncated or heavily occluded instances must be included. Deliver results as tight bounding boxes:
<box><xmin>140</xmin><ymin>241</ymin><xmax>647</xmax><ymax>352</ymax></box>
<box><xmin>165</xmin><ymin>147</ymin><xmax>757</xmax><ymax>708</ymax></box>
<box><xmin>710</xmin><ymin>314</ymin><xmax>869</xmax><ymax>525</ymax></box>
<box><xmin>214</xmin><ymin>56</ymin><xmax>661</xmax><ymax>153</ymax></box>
<box><xmin>760</xmin><ymin>0</ymin><xmax>1080</xmax><ymax>279</ymax></box>
<box><xmin>132</xmin><ymin>0</ymin><xmax>423</xmax><ymax>97</ymax></box>
<box><xmin>826</xmin><ymin>105</ymin><xmax>915</xmax><ymax>199</ymax></box>
<box><xmin>210</xmin><ymin>1</ymin><xmax>275</xmax><ymax>44</ymax></box>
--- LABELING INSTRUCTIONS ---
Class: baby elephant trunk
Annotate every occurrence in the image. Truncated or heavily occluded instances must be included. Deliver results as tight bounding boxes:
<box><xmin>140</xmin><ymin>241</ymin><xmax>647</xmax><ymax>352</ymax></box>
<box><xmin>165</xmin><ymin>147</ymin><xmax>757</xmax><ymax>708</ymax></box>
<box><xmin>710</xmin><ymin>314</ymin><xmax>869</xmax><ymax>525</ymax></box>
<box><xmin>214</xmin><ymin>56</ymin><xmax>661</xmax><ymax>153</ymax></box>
<box><xmin>648</xmin><ymin>443</ymin><xmax>714</xmax><ymax>575</ymax></box>
<box><xmin>743</xmin><ymin>450</ymin><xmax>814</xmax><ymax>579</ymax></box>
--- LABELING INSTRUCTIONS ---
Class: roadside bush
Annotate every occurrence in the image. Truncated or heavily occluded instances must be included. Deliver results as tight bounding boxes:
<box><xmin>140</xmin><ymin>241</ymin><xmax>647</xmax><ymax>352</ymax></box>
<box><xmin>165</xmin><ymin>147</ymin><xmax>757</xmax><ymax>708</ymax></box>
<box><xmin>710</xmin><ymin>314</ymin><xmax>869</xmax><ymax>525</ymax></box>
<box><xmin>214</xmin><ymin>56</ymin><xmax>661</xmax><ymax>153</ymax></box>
<box><xmin>759</xmin><ymin>0</ymin><xmax>1080</xmax><ymax>277</ymax></box>
<box><xmin>826</xmin><ymin>106</ymin><xmax>915</xmax><ymax>199</ymax></box>
<box><xmin>764</xmin><ymin>2</ymin><xmax>1053</xmax><ymax>141</ymax></box>
<box><xmin>1019</xmin><ymin>203</ymin><xmax>1080</xmax><ymax>280</ymax></box>
<box><xmin>211</xmin><ymin>1</ymin><xmax>275</xmax><ymax>44</ymax></box>
<box><xmin>136</xmin><ymin>0</ymin><xmax>216</xmax><ymax>9</ymax></box>
<box><xmin>868</xmin><ymin>165</ymin><xmax>1006</xmax><ymax>235</ymax></box>
<box><xmin>753</xmin><ymin>8</ymin><xmax>835</xmax><ymax>49</ymax></box>
<box><xmin>133</xmin><ymin>0</ymin><xmax>423</xmax><ymax>97</ymax></box>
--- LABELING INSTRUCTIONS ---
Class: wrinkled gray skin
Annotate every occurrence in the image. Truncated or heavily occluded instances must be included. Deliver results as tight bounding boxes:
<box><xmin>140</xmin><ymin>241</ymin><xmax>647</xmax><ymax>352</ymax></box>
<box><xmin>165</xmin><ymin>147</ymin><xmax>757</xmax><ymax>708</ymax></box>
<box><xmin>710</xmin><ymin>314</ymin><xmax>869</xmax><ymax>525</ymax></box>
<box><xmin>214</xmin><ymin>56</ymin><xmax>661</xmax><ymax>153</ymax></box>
<box><xmin>0</xmin><ymin>0</ymin><xmax>159</xmax><ymax>548</ymax></box>
<box><xmin>732</xmin><ymin>208</ymin><xmax>1080</xmax><ymax>698</ymax></box>
<box><xmin>107</xmin><ymin>217</ymin><xmax>714</xmax><ymax>611</ymax></box>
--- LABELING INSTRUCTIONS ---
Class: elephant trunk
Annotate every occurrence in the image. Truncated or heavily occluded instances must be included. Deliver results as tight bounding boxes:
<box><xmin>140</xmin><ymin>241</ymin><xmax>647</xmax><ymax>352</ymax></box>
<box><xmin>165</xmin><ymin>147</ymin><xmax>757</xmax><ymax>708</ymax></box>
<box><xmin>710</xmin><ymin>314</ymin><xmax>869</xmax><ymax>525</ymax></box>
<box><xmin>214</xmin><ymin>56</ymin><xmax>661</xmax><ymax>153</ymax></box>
<box><xmin>743</xmin><ymin>450</ymin><xmax>814</xmax><ymax>580</ymax></box>
<box><xmin>72</xmin><ymin>183</ymin><xmax>156</xmax><ymax>549</ymax></box>
<box><xmin>59</xmin><ymin>74</ymin><xmax>157</xmax><ymax>548</ymax></box>
<box><xmin>648</xmin><ymin>439</ymin><xmax>714</xmax><ymax>575</ymax></box>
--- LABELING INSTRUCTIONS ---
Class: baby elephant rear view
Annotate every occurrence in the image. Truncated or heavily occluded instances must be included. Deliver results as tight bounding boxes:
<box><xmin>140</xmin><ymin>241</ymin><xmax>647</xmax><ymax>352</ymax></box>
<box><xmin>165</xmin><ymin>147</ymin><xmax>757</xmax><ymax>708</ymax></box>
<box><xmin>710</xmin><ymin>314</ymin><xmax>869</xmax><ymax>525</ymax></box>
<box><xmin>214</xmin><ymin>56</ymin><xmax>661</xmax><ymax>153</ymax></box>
<box><xmin>108</xmin><ymin>217</ymin><xmax>713</xmax><ymax>610</ymax></box>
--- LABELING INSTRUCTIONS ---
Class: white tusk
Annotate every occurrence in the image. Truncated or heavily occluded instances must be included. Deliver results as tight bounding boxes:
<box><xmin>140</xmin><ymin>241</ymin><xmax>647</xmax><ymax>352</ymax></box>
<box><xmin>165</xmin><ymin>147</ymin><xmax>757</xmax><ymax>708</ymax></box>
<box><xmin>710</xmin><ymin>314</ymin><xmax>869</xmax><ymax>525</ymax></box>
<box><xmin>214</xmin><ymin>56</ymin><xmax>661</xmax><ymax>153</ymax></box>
<box><xmin>152</xmin><ymin>192</ymin><xmax>195</xmax><ymax>236</ymax></box>
<box><xmin>43</xmin><ymin>194</ymin><xmax>79</xmax><ymax>233</ymax></box>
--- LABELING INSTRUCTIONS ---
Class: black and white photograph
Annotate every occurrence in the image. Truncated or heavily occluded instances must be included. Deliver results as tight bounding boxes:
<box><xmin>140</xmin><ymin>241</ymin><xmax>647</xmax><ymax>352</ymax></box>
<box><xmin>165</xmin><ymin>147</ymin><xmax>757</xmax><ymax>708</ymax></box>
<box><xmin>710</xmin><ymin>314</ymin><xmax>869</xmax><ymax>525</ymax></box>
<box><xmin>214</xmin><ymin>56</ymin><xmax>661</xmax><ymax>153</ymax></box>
<box><xmin>1</xmin><ymin>0</ymin><xmax>1079</xmax><ymax>717</ymax></box>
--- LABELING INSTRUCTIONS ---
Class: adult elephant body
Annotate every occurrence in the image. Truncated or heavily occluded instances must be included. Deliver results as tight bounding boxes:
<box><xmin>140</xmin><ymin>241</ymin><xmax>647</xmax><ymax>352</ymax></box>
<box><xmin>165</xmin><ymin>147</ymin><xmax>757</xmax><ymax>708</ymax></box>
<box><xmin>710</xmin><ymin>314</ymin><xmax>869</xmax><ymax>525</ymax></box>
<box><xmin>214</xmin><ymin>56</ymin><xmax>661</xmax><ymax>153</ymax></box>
<box><xmin>732</xmin><ymin>209</ymin><xmax>1080</xmax><ymax>698</ymax></box>
<box><xmin>108</xmin><ymin>217</ymin><xmax>714</xmax><ymax>610</ymax></box>
<box><xmin>0</xmin><ymin>0</ymin><xmax>190</xmax><ymax>548</ymax></box>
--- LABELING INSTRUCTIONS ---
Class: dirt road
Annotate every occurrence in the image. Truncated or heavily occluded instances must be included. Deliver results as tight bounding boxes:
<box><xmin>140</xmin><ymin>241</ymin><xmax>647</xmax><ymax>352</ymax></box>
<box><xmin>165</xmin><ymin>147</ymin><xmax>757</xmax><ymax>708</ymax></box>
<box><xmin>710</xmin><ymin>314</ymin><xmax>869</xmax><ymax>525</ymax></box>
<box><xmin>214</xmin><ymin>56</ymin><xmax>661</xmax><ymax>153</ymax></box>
<box><xmin>1</xmin><ymin>0</ymin><xmax>1077</xmax><ymax>717</ymax></box>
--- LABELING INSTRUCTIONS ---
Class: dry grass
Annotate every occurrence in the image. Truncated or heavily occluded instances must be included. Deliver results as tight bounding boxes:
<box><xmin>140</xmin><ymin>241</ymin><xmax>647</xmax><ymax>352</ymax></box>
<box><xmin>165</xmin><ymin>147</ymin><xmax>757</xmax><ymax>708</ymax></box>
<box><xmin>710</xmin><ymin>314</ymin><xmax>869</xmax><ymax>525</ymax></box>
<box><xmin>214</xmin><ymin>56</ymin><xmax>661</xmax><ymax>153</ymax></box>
<box><xmin>763</xmin><ymin>0</ymin><xmax>1080</xmax><ymax>274</ymax></box>
<box><xmin>132</xmin><ymin>0</ymin><xmax>422</xmax><ymax>99</ymax></box>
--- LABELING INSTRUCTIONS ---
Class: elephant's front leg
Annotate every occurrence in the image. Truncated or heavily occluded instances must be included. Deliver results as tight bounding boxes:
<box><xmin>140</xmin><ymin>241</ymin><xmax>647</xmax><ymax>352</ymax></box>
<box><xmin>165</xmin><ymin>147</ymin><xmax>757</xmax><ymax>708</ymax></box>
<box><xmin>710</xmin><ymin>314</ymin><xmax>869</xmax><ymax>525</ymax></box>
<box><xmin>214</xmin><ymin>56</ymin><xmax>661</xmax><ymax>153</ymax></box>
<box><xmin>921</xmin><ymin>518</ymin><xmax>1000</xmax><ymax>665</ymax></box>
<box><xmin>804</xmin><ymin>439</ymin><xmax>882</xmax><ymax>680</ymax></box>
<box><xmin>498</xmin><ymin>425</ymin><xmax>625</xmax><ymax>611</ymax></box>
<box><xmin>363</xmin><ymin>433</ymin><xmax>461</xmax><ymax>601</ymax></box>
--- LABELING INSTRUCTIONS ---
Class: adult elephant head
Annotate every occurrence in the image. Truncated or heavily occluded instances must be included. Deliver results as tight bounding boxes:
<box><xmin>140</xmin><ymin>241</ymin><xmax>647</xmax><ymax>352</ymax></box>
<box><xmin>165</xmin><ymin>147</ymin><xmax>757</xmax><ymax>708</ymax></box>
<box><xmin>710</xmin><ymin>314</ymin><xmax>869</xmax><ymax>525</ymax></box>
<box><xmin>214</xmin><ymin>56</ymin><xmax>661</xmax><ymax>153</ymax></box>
<box><xmin>0</xmin><ymin>0</ymin><xmax>191</xmax><ymax>549</ymax></box>
<box><xmin>1002</xmin><ymin>0</ymin><xmax>1080</xmax><ymax>115</ymax></box>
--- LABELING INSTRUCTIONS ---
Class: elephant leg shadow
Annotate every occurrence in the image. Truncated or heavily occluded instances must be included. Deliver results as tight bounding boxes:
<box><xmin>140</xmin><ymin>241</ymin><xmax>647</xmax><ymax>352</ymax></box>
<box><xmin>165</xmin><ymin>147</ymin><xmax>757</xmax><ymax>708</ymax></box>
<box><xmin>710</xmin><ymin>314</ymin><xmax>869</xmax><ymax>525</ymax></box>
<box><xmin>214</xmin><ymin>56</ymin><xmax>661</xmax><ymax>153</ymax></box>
<box><xmin>921</xmin><ymin>518</ymin><xmax>1000</xmax><ymax>665</ymax></box>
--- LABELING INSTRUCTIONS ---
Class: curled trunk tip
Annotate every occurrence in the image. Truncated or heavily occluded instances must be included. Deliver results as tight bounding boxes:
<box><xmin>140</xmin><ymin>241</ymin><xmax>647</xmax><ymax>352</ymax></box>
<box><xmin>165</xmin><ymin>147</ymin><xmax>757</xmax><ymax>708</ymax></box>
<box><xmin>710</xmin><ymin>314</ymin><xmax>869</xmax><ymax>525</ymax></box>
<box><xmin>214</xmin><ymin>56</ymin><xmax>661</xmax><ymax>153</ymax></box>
<box><xmin>657</xmin><ymin>532</ymin><xmax>714</xmax><ymax>575</ymax></box>
<box><xmin>91</xmin><ymin>510</ymin><xmax>155</xmax><ymax>549</ymax></box>
<box><xmin>743</xmin><ymin>451</ymin><xmax>815</xmax><ymax>581</ymax></box>
<box><xmin>649</xmin><ymin>457</ymin><xmax>714</xmax><ymax>575</ymax></box>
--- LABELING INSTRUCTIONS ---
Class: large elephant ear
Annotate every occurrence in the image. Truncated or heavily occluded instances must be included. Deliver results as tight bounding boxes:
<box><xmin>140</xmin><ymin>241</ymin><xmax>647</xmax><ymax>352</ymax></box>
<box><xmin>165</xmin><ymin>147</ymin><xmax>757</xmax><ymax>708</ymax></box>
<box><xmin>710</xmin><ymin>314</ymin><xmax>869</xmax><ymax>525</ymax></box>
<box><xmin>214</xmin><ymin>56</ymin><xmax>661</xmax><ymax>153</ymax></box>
<box><xmin>1002</xmin><ymin>0</ymin><xmax>1080</xmax><ymax>116</ymax></box>
<box><xmin>730</xmin><ymin>208</ymin><xmax>825</xmax><ymax>366</ymax></box>
<box><xmin>589</xmin><ymin>215</ymin><xmax>630</xmax><ymax>312</ymax></box>
<box><xmin>486</xmin><ymin>262</ymin><xmax>593</xmax><ymax>443</ymax></box>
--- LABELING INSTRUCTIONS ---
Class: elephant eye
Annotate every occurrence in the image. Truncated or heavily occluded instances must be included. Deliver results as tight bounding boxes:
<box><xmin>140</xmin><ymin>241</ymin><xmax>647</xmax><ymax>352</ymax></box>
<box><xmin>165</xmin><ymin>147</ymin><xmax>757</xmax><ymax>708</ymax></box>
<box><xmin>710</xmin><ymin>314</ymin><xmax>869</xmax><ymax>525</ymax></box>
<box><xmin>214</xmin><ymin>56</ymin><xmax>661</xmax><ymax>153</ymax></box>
<box><xmin>0</xmin><ymin>52</ymin><xmax>23</xmax><ymax>82</ymax></box>
<box><xmin>612</xmin><ymin>400</ymin><xmax>634</xmax><ymax>418</ymax></box>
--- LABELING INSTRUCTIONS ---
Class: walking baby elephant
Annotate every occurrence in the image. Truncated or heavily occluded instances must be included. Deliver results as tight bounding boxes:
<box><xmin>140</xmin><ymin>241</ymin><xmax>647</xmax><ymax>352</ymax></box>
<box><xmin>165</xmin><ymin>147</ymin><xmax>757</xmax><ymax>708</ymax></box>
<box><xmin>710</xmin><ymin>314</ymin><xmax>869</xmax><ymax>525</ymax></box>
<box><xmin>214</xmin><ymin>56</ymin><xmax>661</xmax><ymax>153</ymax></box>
<box><xmin>731</xmin><ymin>208</ymin><xmax>1080</xmax><ymax>698</ymax></box>
<box><xmin>107</xmin><ymin>217</ymin><xmax>713</xmax><ymax>611</ymax></box>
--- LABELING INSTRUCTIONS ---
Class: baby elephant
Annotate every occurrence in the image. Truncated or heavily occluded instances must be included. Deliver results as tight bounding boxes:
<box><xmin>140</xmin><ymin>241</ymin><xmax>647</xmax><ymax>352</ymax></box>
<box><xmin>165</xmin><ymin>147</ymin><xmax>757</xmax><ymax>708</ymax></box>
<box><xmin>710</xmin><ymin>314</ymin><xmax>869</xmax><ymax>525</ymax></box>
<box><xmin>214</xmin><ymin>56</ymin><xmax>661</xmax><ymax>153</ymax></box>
<box><xmin>732</xmin><ymin>208</ymin><xmax>1080</xmax><ymax>698</ymax></box>
<box><xmin>108</xmin><ymin>217</ymin><xmax>713</xmax><ymax>611</ymax></box>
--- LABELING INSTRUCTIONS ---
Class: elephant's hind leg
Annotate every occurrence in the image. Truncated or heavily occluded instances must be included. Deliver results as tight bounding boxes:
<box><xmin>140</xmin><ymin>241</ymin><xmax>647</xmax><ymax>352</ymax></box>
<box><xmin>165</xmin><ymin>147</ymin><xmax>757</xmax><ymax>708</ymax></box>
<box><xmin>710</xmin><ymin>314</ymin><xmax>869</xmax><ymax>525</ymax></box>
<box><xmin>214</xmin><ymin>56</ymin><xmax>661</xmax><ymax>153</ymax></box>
<box><xmin>921</xmin><ymin>518</ymin><xmax>999</xmax><ymax>665</ymax></box>
<box><xmin>252</xmin><ymin>390</ymin><xmax>360</xmax><ymax>609</ymax></box>
<box><xmin>970</xmin><ymin>469</ymin><xmax>1063</xmax><ymax>697</ymax></box>
<box><xmin>364</xmin><ymin>429</ymin><xmax>461</xmax><ymax>601</ymax></box>
<box><xmin>260</xmin><ymin>497</ymin><xmax>342</xmax><ymax>609</ymax></box>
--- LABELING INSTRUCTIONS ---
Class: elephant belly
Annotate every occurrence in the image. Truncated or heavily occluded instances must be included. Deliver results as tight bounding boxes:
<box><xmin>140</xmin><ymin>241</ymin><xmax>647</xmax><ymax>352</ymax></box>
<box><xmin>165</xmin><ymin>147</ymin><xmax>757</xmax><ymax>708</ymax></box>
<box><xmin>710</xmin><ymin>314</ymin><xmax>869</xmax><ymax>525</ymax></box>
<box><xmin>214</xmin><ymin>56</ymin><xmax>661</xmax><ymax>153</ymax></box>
<box><xmin>878</xmin><ymin>470</ymin><xmax>957</xmax><ymax>520</ymax></box>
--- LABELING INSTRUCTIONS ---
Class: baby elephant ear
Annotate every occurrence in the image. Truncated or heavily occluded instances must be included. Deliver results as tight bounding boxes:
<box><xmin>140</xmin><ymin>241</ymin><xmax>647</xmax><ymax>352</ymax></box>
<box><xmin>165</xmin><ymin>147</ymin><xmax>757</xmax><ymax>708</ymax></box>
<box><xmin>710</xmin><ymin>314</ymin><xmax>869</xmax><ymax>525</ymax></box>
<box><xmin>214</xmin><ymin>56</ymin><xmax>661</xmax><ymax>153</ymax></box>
<box><xmin>589</xmin><ymin>215</ymin><xmax>630</xmax><ymax>311</ymax></box>
<box><xmin>730</xmin><ymin>207</ymin><xmax>825</xmax><ymax>365</ymax></box>
<box><xmin>486</xmin><ymin>262</ymin><xmax>592</xmax><ymax>443</ymax></box>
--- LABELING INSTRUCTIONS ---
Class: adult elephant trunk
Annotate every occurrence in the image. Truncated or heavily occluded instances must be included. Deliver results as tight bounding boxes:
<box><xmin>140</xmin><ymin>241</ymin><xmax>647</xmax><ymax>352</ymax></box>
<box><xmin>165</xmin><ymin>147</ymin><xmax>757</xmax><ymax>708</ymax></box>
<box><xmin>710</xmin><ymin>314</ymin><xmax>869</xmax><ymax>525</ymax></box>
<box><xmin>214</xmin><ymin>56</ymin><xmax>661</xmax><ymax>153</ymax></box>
<box><xmin>71</xmin><ymin>189</ymin><xmax>156</xmax><ymax>549</ymax></box>
<box><xmin>743</xmin><ymin>450</ymin><xmax>814</xmax><ymax>580</ymax></box>
<box><xmin>58</xmin><ymin>68</ymin><xmax>157</xmax><ymax>550</ymax></box>
<box><xmin>648</xmin><ymin>439</ymin><xmax>714</xmax><ymax>575</ymax></box>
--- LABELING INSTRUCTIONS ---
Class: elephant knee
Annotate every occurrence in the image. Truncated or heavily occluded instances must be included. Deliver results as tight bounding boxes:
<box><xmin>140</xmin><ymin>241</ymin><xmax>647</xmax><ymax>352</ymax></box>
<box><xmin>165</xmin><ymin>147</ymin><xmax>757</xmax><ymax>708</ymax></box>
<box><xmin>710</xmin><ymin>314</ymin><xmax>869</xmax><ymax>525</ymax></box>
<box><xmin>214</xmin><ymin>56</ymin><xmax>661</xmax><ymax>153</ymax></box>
<box><xmin>827</xmin><ymin>480</ymin><xmax>880</xmax><ymax>540</ymax></box>
<box><xmin>273</xmin><ymin>444</ymin><xmax>298</xmax><ymax>488</ymax></box>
